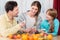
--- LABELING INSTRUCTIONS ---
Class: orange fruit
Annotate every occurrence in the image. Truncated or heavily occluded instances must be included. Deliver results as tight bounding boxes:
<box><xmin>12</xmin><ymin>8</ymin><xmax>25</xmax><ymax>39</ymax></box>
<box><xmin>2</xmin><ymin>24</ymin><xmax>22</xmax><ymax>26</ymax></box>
<box><xmin>28</xmin><ymin>35</ymin><xmax>33</xmax><ymax>40</ymax></box>
<box><xmin>36</xmin><ymin>34</ymin><xmax>40</xmax><ymax>37</ymax></box>
<box><xmin>8</xmin><ymin>34</ymin><xmax>13</xmax><ymax>39</ymax></box>
<box><xmin>22</xmin><ymin>34</ymin><xmax>28</xmax><ymax>40</ymax></box>
<box><xmin>47</xmin><ymin>34</ymin><xmax>53</xmax><ymax>40</ymax></box>
<box><xmin>33</xmin><ymin>36</ymin><xmax>38</xmax><ymax>40</ymax></box>
<box><xmin>17</xmin><ymin>34</ymin><xmax>21</xmax><ymax>39</ymax></box>
<box><xmin>32</xmin><ymin>34</ymin><xmax>36</xmax><ymax>37</ymax></box>
<box><xmin>38</xmin><ymin>37</ymin><xmax>44</xmax><ymax>40</ymax></box>
<box><xmin>32</xmin><ymin>34</ymin><xmax>38</xmax><ymax>40</ymax></box>
<box><xmin>22</xmin><ymin>33</ymin><xmax>26</xmax><ymax>36</ymax></box>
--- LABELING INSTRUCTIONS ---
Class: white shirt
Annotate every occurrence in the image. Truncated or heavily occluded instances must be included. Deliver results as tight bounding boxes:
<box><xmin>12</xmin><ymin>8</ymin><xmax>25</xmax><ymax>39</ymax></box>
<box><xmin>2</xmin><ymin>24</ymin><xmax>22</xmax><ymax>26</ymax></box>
<box><xmin>26</xmin><ymin>14</ymin><xmax>36</xmax><ymax>29</ymax></box>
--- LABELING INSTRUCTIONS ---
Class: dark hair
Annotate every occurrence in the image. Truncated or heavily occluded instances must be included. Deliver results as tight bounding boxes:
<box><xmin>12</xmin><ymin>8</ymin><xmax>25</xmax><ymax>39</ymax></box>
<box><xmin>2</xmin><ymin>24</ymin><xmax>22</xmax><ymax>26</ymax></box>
<box><xmin>31</xmin><ymin>1</ymin><xmax>41</xmax><ymax>26</ymax></box>
<box><xmin>31</xmin><ymin>1</ymin><xmax>41</xmax><ymax>17</ymax></box>
<box><xmin>46</xmin><ymin>9</ymin><xmax>57</xmax><ymax>33</ymax></box>
<box><xmin>5</xmin><ymin>1</ymin><xmax>18</xmax><ymax>13</ymax></box>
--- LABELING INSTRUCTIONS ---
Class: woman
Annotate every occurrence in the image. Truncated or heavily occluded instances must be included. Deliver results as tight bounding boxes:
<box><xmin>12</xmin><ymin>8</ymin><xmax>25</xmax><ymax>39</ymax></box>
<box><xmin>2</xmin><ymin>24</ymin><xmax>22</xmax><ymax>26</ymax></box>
<box><xmin>17</xmin><ymin>1</ymin><xmax>42</xmax><ymax>33</ymax></box>
<box><xmin>40</xmin><ymin>9</ymin><xmax>59</xmax><ymax>36</ymax></box>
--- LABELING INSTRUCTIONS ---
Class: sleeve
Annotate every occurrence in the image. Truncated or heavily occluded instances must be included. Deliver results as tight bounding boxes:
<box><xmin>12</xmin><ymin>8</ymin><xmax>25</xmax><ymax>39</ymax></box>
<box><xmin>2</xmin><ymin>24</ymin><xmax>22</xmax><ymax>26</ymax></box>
<box><xmin>51</xmin><ymin>19</ymin><xmax>59</xmax><ymax>36</ymax></box>
<box><xmin>37</xmin><ymin>21</ymin><xmax>46</xmax><ymax>32</ymax></box>
<box><xmin>39</xmin><ymin>21</ymin><xmax>46</xmax><ymax>30</ymax></box>
<box><xmin>39</xmin><ymin>20</ymin><xmax>49</xmax><ymax>33</ymax></box>
<box><xmin>0</xmin><ymin>20</ymin><xmax>21</xmax><ymax>37</ymax></box>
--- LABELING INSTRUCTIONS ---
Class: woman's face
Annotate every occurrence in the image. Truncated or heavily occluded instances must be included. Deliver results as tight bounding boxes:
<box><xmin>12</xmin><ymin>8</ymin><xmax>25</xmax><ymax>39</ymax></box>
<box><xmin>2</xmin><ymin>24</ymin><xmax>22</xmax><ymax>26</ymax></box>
<box><xmin>30</xmin><ymin>6</ymin><xmax>38</xmax><ymax>16</ymax></box>
<box><xmin>46</xmin><ymin>12</ymin><xmax>53</xmax><ymax>21</ymax></box>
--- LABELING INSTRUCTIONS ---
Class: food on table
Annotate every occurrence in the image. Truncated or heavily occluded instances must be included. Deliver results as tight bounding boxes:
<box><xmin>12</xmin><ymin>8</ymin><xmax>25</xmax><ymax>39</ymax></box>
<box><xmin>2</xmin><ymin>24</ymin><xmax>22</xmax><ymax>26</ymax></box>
<box><xmin>8</xmin><ymin>34</ymin><xmax>21</xmax><ymax>39</ymax></box>
<box><xmin>47</xmin><ymin>34</ymin><xmax>53</xmax><ymax>40</ymax></box>
<box><xmin>7</xmin><ymin>32</ymin><xmax>53</xmax><ymax>40</ymax></box>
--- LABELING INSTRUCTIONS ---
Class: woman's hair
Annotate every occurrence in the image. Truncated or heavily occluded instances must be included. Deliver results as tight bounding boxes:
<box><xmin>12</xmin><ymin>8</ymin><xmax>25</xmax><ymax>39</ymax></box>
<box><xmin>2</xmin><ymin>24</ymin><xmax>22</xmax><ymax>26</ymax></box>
<box><xmin>31</xmin><ymin>1</ymin><xmax>41</xmax><ymax>26</ymax></box>
<box><xmin>31</xmin><ymin>1</ymin><xmax>41</xmax><ymax>17</ymax></box>
<box><xmin>46</xmin><ymin>8</ymin><xmax>57</xmax><ymax>33</ymax></box>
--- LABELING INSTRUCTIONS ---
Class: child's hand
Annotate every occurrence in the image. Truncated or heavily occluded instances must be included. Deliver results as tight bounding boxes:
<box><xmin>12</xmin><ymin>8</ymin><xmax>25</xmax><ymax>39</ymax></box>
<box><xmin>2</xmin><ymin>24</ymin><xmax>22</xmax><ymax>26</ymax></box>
<box><xmin>25</xmin><ymin>28</ymin><xmax>32</xmax><ymax>33</ymax></box>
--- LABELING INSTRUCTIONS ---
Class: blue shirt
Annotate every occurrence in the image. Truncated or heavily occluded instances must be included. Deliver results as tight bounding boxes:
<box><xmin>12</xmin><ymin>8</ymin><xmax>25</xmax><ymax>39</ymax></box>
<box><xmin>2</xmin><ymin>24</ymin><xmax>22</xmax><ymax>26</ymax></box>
<box><xmin>40</xmin><ymin>18</ymin><xmax>59</xmax><ymax>36</ymax></box>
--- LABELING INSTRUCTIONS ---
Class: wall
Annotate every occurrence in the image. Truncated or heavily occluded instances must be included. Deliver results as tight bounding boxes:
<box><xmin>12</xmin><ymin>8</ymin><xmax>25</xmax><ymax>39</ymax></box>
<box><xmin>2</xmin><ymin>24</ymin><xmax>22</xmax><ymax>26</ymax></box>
<box><xmin>0</xmin><ymin>0</ymin><xmax>53</xmax><ymax>20</ymax></box>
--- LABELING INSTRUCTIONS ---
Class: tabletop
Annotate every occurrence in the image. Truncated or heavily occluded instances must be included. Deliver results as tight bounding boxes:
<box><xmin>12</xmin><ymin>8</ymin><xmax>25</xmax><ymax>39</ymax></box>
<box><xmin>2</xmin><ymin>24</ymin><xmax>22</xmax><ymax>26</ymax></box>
<box><xmin>0</xmin><ymin>36</ymin><xmax>60</xmax><ymax>40</ymax></box>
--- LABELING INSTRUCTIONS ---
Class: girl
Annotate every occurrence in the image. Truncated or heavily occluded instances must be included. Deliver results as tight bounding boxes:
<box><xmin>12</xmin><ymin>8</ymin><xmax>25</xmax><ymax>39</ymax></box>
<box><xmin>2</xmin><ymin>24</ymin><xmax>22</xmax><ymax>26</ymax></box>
<box><xmin>17</xmin><ymin>1</ymin><xmax>42</xmax><ymax>33</ymax></box>
<box><xmin>40</xmin><ymin>9</ymin><xmax>59</xmax><ymax>36</ymax></box>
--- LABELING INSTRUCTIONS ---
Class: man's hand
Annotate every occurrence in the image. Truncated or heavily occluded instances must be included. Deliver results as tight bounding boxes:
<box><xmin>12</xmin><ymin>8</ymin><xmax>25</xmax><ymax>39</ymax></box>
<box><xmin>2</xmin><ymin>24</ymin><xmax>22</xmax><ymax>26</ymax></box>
<box><xmin>19</xmin><ymin>22</ymin><xmax>26</xmax><ymax>28</ymax></box>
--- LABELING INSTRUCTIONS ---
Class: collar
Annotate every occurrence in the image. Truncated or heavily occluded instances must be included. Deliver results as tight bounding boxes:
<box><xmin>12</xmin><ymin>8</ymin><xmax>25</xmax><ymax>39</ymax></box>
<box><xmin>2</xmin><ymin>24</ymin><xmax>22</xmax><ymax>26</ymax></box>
<box><xmin>5</xmin><ymin>13</ymin><xmax>15</xmax><ymax>22</ymax></box>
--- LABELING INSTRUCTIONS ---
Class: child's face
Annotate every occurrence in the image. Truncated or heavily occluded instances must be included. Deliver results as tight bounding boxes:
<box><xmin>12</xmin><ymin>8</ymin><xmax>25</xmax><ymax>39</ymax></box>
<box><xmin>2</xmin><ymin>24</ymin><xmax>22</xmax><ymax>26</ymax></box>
<box><xmin>46</xmin><ymin>12</ymin><xmax>53</xmax><ymax>21</ymax></box>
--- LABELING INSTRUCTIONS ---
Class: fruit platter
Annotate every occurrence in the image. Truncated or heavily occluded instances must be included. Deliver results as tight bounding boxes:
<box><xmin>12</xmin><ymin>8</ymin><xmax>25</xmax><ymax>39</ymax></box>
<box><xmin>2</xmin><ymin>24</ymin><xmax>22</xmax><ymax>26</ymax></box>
<box><xmin>6</xmin><ymin>32</ymin><xmax>53</xmax><ymax>40</ymax></box>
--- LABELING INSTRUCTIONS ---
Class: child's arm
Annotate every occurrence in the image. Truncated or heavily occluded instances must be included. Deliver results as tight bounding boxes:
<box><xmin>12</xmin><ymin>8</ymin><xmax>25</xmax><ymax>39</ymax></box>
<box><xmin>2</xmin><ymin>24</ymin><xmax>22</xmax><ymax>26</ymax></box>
<box><xmin>40</xmin><ymin>20</ymin><xmax>49</xmax><ymax>33</ymax></box>
<box><xmin>51</xmin><ymin>19</ymin><xmax>59</xmax><ymax>36</ymax></box>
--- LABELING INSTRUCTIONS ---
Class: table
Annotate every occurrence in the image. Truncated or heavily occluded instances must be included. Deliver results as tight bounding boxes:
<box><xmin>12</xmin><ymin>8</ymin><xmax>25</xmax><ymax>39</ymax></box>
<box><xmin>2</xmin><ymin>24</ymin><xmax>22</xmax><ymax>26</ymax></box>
<box><xmin>0</xmin><ymin>38</ymin><xmax>21</xmax><ymax>40</ymax></box>
<box><xmin>0</xmin><ymin>36</ymin><xmax>60</xmax><ymax>40</ymax></box>
<box><xmin>53</xmin><ymin>36</ymin><xmax>60</xmax><ymax>40</ymax></box>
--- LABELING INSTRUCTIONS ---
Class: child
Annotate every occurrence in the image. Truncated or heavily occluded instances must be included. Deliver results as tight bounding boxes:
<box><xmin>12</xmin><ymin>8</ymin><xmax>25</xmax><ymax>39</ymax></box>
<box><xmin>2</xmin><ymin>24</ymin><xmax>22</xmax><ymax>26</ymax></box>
<box><xmin>40</xmin><ymin>9</ymin><xmax>59</xmax><ymax>36</ymax></box>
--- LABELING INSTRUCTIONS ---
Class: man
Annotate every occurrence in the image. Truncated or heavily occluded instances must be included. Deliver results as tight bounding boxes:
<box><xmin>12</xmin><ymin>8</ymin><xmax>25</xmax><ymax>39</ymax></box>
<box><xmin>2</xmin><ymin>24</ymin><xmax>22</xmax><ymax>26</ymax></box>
<box><xmin>0</xmin><ymin>1</ymin><xmax>25</xmax><ymax>37</ymax></box>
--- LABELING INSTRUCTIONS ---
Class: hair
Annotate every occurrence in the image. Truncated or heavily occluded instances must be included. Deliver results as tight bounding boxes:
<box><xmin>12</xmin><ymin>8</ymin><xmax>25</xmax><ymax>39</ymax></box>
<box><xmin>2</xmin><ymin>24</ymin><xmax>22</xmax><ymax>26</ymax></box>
<box><xmin>31</xmin><ymin>1</ymin><xmax>41</xmax><ymax>26</ymax></box>
<box><xmin>46</xmin><ymin>9</ymin><xmax>57</xmax><ymax>19</ymax></box>
<box><xmin>5</xmin><ymin>1</ymin><xmax>18</xmax><ymax>13</ymax></box>
<box><xmin>46</xmin><ymin>8</ymin><xmax>57</xmax><ymax>33</ymax></box>
<box><xmin>31</xmin><ymin>1</ymin><xmax>41</xmax><ymax>17</ymax></box>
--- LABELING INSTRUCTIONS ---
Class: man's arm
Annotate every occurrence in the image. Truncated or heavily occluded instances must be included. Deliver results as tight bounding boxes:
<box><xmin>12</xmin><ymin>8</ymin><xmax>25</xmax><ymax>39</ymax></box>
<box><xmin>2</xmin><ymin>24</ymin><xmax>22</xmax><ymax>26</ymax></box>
<box><xmin>0</xmin><ymin>20</ymin><xmax>21</xmax><ymax>37</ymax></box>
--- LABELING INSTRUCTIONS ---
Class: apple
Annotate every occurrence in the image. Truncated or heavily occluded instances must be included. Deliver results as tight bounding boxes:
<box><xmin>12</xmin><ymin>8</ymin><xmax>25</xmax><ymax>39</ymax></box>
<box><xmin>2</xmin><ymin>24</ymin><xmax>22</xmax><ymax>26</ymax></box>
<box><xmin>13</xmin><ymin>35</ymin><xmax>17</xmax><ymax>39</ymax></box>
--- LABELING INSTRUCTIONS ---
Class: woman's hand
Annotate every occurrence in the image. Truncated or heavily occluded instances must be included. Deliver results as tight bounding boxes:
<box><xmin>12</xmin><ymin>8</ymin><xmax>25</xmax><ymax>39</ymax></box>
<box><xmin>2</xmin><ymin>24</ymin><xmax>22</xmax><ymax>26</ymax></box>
<box><xmin>24</xmin><ymin>28</ymin><xmax>32</xmax><ymax>33</ymax></box>
<box><xmin>31</xmin><ymin>28</ymin><xmax>37</xmax><ymax>33</ymax></box>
